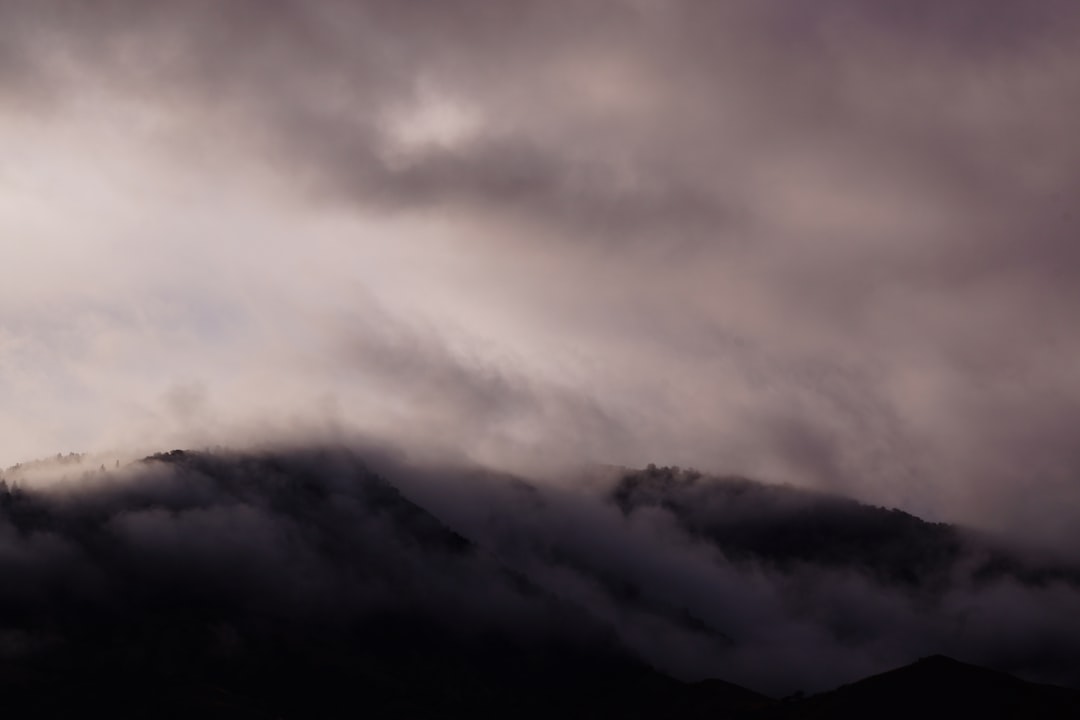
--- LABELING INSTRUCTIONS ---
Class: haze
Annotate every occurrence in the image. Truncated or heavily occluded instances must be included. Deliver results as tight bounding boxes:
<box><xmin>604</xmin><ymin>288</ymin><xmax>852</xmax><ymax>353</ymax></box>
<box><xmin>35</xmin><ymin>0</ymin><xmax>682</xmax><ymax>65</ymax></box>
<box><xmin>2</xmin><ymin>1</ymin><xmax>1079</xmax><ymax>548</ymax></box>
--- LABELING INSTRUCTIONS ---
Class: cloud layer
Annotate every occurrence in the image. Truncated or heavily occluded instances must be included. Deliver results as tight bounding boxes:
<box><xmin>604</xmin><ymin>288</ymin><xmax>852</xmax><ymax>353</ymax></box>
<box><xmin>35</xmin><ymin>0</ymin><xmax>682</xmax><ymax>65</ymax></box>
<box><xmin>1</xmin><ymin>1</ymin><xmax>1079</xmax><ymax>545</ymax></box>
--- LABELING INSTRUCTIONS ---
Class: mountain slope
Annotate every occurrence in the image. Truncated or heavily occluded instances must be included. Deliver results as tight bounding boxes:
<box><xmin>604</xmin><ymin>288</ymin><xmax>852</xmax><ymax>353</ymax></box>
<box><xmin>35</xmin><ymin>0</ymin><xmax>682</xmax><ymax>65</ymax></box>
<box><xmin>779</xmin><ymin>654</ymin><xmax>1080</xmax><ymax>720</ymax></box>
<box><xmin>2</xmin><ymin>448</ymin><xmax>1079</xmax><ymax>716</ymax></box>
<box><xmin>613</xmin><ymin>464</ymin><xmax>1080</xmax><ymax>591</ymax></box>
<box><xmin>0</xmin><ymin>449</ymin><xmax>670</xmax><ymax>717</ymax></box>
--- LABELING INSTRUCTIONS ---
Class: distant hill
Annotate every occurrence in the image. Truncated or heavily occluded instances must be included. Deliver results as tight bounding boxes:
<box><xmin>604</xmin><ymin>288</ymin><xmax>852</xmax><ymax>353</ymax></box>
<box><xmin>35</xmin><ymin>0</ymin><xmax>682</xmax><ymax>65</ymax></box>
<box><xmin>0</xmin><ymin>448</ymin><xmax>666</xmax><ymax>717</ymax></box>
<box><xmin>778</xmin><ymin>654</ymin><xmax>1080</xmax><ymax>720</ymax></box>
<box><xmin>613</xmin><ymin>464</ymin><xmax>1080</xmax><ymax>591</ymax></box>
<box><xmin>1</xmin><ymin>448</ymin><xmax>1078</xmax><ymax>716</ymax></box>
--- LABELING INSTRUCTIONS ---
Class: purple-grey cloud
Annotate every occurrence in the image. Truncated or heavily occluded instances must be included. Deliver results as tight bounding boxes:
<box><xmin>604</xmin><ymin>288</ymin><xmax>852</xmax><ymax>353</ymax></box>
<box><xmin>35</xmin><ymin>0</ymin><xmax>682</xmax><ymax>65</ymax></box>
<box><xmin>0</xmin><ymin>0</ymin><xmax>1078</xmax><ymax>548</ymax></box>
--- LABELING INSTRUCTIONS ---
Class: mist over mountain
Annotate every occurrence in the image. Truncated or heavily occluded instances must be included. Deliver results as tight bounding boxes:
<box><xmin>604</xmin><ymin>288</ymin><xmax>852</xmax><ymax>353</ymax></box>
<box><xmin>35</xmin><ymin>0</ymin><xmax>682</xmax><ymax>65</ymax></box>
<box><xmin>614</xmin><ymin>464</ymin><xmax>1080</xmax><ymax>591</ymax></box>
<box><xmin>2</xmin><ymin>445</ymin><xmax>1078</xmax><ymax>716</ymax></box>
<box><xmin>4</xmin><ymin>0</ymin><xmax>1080</xmax><ymax>553</ymax></box>
<box><xmin>0</xmin><ymin>448</ymin><xmax>655</xmax><ymax>717</ymax></box>
<box><xmin>3</xmin><ymin>1</ymin><xmax>1080</xmax><ymax>715</ymax></box>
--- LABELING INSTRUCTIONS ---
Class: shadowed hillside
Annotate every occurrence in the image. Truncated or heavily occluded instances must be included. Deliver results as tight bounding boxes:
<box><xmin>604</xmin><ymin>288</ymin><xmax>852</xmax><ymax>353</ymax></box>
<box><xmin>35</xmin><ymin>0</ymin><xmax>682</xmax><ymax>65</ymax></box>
<box><xmin>1</xmin><ymin>448</ymin><xmax>1078</xmax><ymax>717</ymax></box>
<box><xmin>613</xmin><ymin>464</ymin><xmax>1080</xmax><ymax>591</ymax></box>
<box><xmin>0</xmin><ymin>449</ymin><xmax>667</xmax><ymax>717</ymax></box>
<box><xmin>779</xmin><ymin>655</ymin><xmax>1080</xmax><ymax>720</ymax></box>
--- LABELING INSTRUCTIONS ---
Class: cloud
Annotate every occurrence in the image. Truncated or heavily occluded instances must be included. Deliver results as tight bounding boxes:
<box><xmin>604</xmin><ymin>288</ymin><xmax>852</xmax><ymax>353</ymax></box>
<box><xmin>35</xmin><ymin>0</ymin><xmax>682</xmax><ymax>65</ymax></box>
<box><xmin>0</xmin><ymin>0</ymin><xmax>1079</xmax><ymax>549</ymax></box>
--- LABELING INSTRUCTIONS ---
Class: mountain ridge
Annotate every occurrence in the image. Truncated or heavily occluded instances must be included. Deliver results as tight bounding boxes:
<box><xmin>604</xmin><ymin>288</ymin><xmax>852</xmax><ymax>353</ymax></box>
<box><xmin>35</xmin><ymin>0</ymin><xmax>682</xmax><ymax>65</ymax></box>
<box><xmin>0</xmin><ymin>447</ymin><xmax>1078</xmax><ymax>716</ymax></box>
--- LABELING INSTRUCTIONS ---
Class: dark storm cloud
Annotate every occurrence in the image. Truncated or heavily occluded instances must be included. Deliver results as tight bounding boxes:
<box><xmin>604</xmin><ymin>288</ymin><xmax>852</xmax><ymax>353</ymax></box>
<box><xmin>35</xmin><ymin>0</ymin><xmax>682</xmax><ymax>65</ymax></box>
<box><xmin>1</xmin><ymin>1</ymin><xmax>748</xmax><ymax>235</ymax></box>
<box><xmin>4</xmin><ymin>1</ymin><xmax>1077</xmax><ymax>239</ymax></box>
<box><xmin>3</xmin><ymin>0</ymin><xmax>1080</xmax><ymax>545</ymax></box>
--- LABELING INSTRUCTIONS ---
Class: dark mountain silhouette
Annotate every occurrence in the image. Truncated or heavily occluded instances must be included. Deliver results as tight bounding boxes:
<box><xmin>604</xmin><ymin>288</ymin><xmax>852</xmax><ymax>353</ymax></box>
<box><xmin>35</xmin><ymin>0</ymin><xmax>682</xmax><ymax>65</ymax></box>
<box><xmin>0</xmin><ymin>448</ymin><xmax>1078</xmax><ymax>716</ymax></box>
<box><xmin>0</xmin><ymin>449</ymin><xmax>669</xmax><ymax>717</ymax></box>
<box><xmin>778</xmin><ymin>654</ymin><xmax>1080</xmax><ymax>719</ymax></box>
<box><xmin>613</xmin><ymin>464</ymin><xmax>1080</xmax><ymax>591</ymax></box>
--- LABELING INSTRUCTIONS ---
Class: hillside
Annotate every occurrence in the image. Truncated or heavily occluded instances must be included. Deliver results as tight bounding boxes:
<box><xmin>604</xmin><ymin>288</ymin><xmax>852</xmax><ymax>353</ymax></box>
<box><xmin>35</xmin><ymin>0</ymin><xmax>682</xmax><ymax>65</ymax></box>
<box><xmin>0</xmin><ymin>448</ymin><xmax>1078</xmax><ymax>717</ymax></box>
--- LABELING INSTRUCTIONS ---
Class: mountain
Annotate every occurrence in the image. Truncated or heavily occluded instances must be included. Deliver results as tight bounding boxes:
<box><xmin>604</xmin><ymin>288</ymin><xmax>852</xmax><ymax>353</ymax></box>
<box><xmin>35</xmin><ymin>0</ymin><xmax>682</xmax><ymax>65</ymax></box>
<box><xmin>613</xmin><ymin>463</ymin><xmax>1080</xmax><ymax>591</ymax></box>
<box><xmin>1</xmin><ymin>448</ymin><xmax>1078</xmax><ymax>716</ymax></box>
<box><xmin>778</xmin><ymin>654</ymin><xmax>1080</xmax><ymax>720</ymax></box>
<box><xmin>0</xmin><ymin>448</ymin><xmax>668</xmax><ymax>717</ymax></box>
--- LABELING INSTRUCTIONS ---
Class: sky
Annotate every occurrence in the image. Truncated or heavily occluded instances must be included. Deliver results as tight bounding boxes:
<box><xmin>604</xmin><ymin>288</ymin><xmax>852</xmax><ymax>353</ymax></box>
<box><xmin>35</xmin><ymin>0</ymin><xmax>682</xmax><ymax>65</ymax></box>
<box><xmin>2</xmin><ymin>1</ymin><xmax>1080</xmax><ymax>546</ymax></box>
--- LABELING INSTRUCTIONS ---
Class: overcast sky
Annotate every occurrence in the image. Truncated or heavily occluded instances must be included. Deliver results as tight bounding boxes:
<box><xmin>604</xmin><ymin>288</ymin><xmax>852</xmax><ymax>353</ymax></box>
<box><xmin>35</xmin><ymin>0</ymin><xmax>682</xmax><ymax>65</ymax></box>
<box><xmin>2</xmin><ymin>1</ymin><xmax>1079</xmax><ymax>544</ymax></box>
